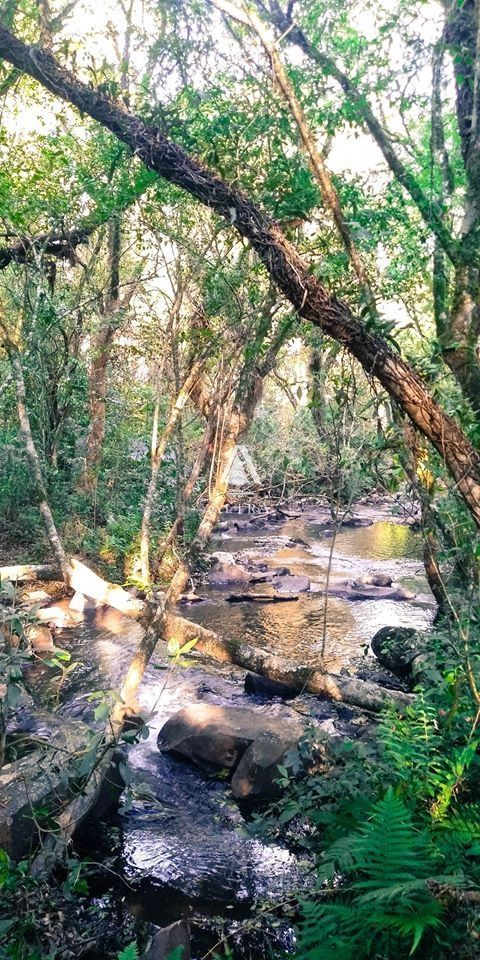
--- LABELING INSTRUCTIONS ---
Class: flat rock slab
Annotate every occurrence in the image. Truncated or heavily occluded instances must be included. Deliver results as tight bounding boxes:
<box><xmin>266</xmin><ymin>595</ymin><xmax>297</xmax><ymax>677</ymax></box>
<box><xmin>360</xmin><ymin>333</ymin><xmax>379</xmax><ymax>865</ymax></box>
<box><xmin>157</xmin><ymin>704</ymin><xmax>306</xmax><ymax>799</ymax></box>
<box><xmin>327</xmin><ymin>581</ymin><xmax>415</xmax><ymax>602</ymax></box>
<box><xmin>274</xmin><ymin>575</ymin><xmax>311</xmax><ymax>594</ymax></box>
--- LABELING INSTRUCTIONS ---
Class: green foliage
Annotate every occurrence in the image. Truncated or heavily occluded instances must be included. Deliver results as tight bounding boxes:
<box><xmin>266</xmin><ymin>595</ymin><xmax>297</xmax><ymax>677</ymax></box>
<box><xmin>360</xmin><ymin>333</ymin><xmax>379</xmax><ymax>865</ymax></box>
<box><xmin>116</xmin><ymin>943</ymin><xmax>139</xmax><ymax>960</ymax></box>
<box><xmin>297</xmin><ymin>790</ymin><xmax>446</xmax><ymax>959</ymax></box>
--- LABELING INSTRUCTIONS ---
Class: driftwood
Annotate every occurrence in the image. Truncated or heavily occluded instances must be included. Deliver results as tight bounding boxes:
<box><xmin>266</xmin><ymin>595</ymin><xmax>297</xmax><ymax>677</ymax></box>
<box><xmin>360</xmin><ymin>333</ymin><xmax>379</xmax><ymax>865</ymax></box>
<box><xmin>165</xmin><ymin>615</ymin><xmax>412</xmax><ymax>712</ymax></box>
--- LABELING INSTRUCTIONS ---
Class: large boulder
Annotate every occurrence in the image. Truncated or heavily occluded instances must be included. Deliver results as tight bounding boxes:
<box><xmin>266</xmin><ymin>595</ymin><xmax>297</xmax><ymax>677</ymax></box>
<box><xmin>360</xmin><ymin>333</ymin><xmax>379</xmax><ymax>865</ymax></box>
<box><xmin>370</xmin><ymin>626</ymin><xmax>426</xmax><ymax>680</ymax></box>
<box><xmin>157</xmin><ymin>704</ymin><xmax>305</xmax><ymax>799</ymax></box>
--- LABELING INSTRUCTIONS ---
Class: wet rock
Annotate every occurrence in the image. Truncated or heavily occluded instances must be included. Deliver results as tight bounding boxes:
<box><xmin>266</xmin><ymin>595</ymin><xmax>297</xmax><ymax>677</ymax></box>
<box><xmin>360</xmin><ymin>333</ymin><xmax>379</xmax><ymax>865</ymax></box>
<box><xmin>0</xmin><ymin>714</ymin><xmax>91</xmax><ymax>858</ymax></box>
<box><xmin>341</xmin><ymin>517</ymin><xmax>374</xmax><ymax>528</ymax></box>
<box><xmin>142</xmin><ymin>921</ymin><xmax>191</xmax><ymax>960</ymax></box>
<box><xmin>157</xmin><ymin>704</ymin><xmax>305</xmax><ymax>798</ymax></box>
<box><xmin>328</xmin><ymin>582</ymin><xmax>414</xmax><ymax>602</ymax></box>
<box><xmin>370</xmin><ymin>626</ymin><xmax>426</xmax><ymax>680</ymax></box>
<box><xmin>226</xmin><ymin>592</ymin><xmax>298</xmax><ymax>604</ymax></box>
<box><xmin>208</xmin><ymin>563</ymin><xmax>252</xmax><ymax>587</ymax></box>
<box><xmin>232</xmin><ymin>730</ymin><xmax>299</xmax><ymax>798</ymax></box>
<box><xmin>25</xmin><ymin>623</ymin><xmax>55</xmax><ymax>651</ymax></box>
<box><xmin>352</xmin><ymin>573</ymin><xmax>393</xmax><ymax>587</ymax></box>
<box><xmin>274</xmin><ymin>575</ymin><xmax>310</xmax><ymax>594</ymax></box>
<box><xmin>244</xmin><ymin>672</ymin><xmax>298</xmax><ymax>700</ymax></box>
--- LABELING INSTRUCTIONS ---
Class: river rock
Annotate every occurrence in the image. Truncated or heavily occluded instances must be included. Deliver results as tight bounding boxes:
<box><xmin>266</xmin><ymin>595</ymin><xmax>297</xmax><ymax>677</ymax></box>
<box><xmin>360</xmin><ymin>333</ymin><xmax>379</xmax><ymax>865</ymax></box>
<box><xmin>328</xmin><ymin>582</ymin><xmax>414</xmax><ymax>602</ymax></box>
<box><xmin>244</xmin><ymin>672</ymin><xmax>298</xmax><ymax>700</ymax></box>
<box><xmin>352</xmin><ymin>573</ymin><xmax>393</xmax><ymax>587</ymax></box>
<box><xmin>341</xmin><ymin>517</ymin><xmax>374</xmax><ymax>528</ymax></box>
<box><xmin>142</xmin><ymin>921</ymin><xmax>191</xmax><ymax>960</ymax></box>
<box><xmin>25</xmin><ymin>623</ymin><xmax>55</xmax><ymax>651</ymax></box>
<box><xmin>370</xmin><ymin>626</ymin><xmax>426</xmax><ymax>680</ymax></box>
<box><xmin>208</xmin><ymin>563</ymin><xmax>252</xmax><ymax>586</ymax></box>
<box><xmin>0</xmin><ymin>713</ymin><xmax>91</xmax><ymax>858</ymax></box>
<box><xmin>274</xmin><ymin>575</ymin><xmax>310</xmax><ymax>594</ymax></box>
<box><xmin>157</xmin><ymin>704</ymin><xmax>305</xmax><ymax>798</ymax></box>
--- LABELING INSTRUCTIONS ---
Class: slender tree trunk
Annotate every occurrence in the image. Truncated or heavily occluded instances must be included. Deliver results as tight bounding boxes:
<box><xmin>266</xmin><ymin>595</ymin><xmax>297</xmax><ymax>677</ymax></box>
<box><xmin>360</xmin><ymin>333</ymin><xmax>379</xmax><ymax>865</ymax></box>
<box><xmin>140</xmin><ymin>358</ymin><xmax>204</xmax><ymax>584</ymax></box>
<box><xmin>156</xmin><ymin>416</ymin><xmax>217</xmax><ymax>567</ymax></box>
<box><xmin>83</xmin><ymin>322</ymin><xmax>116</xmax><ymax>494</ymax></box>
<box><xmin>7</xmin><ymin>348</ymin><xmax>71</xmax><ymax>584</ymax></box>
<box><xmin>2</xmin><ymin>30</ymin><xmax>480</xmax><ymax>524</ymax></box>
<box><xmin>83</xmin><ymin>217</ymin><xmax>123</xmax><ymax>494</ymax></box>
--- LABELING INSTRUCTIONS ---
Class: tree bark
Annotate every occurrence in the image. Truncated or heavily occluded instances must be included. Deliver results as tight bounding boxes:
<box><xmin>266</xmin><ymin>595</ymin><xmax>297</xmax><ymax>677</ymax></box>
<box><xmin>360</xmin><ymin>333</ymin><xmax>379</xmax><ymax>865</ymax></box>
<box><xmin>1</xmin><ymin>28</ymin><xmax>479</xmax><ymax>524</ymax></box>
<box><xmin>140</xmin><ymin>357</ymin><xmax>204</xmax><ymax>584</ymax></box>
<box><xmin>6</xmin><ymin>347</ymin><xmax>71</xmax><ymax>584</ymax></box>
<box><xmin>164</xmin><ymin>615</ymin><xmax>413</xmax><ymax>712</ymax></box>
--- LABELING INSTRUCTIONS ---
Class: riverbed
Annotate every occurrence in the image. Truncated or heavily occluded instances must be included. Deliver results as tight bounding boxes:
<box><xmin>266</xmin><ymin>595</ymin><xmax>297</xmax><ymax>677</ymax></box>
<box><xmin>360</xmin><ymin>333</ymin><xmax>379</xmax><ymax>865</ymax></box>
<box><xmin>37</xmin><ymin>503</ymin><xmax>437</xmax><ymax>957</ymax></box>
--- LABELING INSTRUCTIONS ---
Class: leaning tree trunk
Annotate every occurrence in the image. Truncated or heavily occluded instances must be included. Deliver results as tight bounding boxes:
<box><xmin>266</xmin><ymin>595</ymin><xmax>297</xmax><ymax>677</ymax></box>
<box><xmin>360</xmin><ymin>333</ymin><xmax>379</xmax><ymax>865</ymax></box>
<box><xmin>1</xmin><ymin>29</ymin><xmax>479</xmax><ymax>524</ymax></box>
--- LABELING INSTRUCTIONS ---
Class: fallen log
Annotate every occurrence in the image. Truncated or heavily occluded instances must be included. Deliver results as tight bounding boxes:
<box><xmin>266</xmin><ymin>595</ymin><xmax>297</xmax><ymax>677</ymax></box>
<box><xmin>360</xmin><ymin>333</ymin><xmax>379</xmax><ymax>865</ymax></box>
<box><xmin>226</xmin><ymin>592</ymin><xmax>299</xmax><ymax>603</ymax></box>
<box><xmin>0</xmin><ymin>563</ymin><xmax>61</xmax><ymax>583</ymax></box>
<box><xmin>165</xmin><ymin>614</ymin><xmax>412</xmax><ymax>712</ymax></box>
<box><xmin>67</xmin><ymin>558</ymin><xmax>145</xmax><ymax>618</ymax></box>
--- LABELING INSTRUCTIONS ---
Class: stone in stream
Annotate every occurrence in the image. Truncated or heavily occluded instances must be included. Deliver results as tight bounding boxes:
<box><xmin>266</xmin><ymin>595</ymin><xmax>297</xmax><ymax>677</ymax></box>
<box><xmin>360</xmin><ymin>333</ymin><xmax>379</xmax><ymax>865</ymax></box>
<box><xmin>142</xmin><ymin>921</ymin><xmax>191</xmax><ymax>960</ymax></box>
<box><xmin>352</xmin><ymin>573</ymin><xmax>393</xmax><ymax>587</ymax></box>
<box><xmin>327</xmin><ymin>581</ymin><xmax>415</xmax><ymax>602</ymax></box>
<box><xmin>24</xmin><ymin>623</ymin><xmax>55</xmax><ymax>651</ymax></box>
<box><xmin>274</xmin><ymin>574</ymin><xmax>311</xmax><ymax>594</ymax></box>
<box><xmin>157</xmin><ymin>704</ymin><xmax>307</xmax><ymax>799</ymax></box>
<box><xmin>341</xmin><ymin>517</ymin><xmax>374</xmax><ymax>528</ymax></box>
<box><xmin>244</xmin><ymin>672</ymin><xmax>299</xmax><ymax>700</ymax></box>
<box><xmin>208</xmin><ymin>562</ymin><xmax>253</xmax><ymax>587</ymax></box>
<box><xmin>370</xmin><ymin>626</ymin><xmax>427</xmax><ymax>681</ymax></box>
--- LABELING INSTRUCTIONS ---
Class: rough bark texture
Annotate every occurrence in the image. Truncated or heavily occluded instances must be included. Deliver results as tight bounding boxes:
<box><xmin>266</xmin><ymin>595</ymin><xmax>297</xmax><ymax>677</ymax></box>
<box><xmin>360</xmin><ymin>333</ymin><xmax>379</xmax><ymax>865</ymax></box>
<box><xmin>1</xmin><ymin>28</ymin><xmax>479</xmax><ymax>523</ymax></box>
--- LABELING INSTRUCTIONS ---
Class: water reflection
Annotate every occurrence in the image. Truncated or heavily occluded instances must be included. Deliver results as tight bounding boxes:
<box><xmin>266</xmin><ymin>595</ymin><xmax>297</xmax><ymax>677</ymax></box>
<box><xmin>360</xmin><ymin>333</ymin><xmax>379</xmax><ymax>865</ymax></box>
<box><xmin>188</xmin><ymin>520</ymin><xmax>434</xmax><ymax>672</ymax></box>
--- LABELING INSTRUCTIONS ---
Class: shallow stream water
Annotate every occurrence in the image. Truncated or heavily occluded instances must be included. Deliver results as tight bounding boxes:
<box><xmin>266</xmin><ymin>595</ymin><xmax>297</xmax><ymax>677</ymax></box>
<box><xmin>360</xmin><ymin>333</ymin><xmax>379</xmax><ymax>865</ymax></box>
<box><xmin>36</xmin><ymin>505</ymin><xmax>436</xmax><ymax>956</ymax></box>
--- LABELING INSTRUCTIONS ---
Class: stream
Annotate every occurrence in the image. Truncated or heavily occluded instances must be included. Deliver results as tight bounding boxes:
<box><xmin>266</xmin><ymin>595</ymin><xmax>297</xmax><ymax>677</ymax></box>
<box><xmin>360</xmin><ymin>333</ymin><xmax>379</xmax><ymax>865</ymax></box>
<box><xmin>29</xmin><ymin>502</ymin><xmax>436</xmax><ymax>957</ymax></box>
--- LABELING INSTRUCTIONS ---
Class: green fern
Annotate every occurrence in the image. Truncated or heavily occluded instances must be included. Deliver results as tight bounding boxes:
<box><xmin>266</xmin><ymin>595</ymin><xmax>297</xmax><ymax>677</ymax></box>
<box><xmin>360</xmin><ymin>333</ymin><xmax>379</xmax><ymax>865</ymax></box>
<box><xmin>116</xmin><ymin>942</ymin><xmax>139</xmax><ymax>960</ymax></box>
<box><xmin>296</xmin><ymin>789</ymin><xmax>456</xmax><ymax>960</ymax></box>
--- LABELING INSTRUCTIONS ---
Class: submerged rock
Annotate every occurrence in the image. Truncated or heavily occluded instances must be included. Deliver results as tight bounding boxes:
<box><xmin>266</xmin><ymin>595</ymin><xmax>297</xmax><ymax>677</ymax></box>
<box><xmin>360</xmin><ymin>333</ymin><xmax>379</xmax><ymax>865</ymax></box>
<box><xmin>157</xmin><ymin>704</ymin><xmax>305</xmax><ymax>799</ymax></box>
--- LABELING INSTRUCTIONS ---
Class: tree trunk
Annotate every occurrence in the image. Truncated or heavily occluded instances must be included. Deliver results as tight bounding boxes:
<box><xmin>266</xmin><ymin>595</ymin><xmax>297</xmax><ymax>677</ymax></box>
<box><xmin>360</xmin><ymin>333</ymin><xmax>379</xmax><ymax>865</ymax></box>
<box><xmin>140</xmin><ymin>358</ymin><xmax>204</xmax><ymax>584</ymax></box>
<box><xmin>83</xmin><ymin>217</ymin><xmax>123</xmax><ymax>494</ymax></box>
<box><xmin>83</xmin><ymin>321</ymin><xmax>116</xmax><ymax>494</ymax></box>
<box><xmin>1</xmin><ymin>29</ymin><xmax>479</xmax><ymax>524</ymax></box>
<box><xmin>155</xmin><ymin>415</ymin><xmax>217</xmax><ymax>568</ymax></box>
<box><xmin>164</xmin><ymin>615</ymin><xmax>412</xmax><ymax>712</ymax></box>
<box><xmin>7</xmin><ymin>347</ymin><xmax>71</xmax><ymax>584</ymax></box>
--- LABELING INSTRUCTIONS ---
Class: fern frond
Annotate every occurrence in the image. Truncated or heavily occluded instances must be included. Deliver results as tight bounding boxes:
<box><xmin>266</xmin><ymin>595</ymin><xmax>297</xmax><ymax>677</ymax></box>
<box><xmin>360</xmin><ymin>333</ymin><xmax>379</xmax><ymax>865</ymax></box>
<box><xmin>116</xmin><ymin>942</ymin><xmax>139</xmax><ymax>960</ymax></box>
